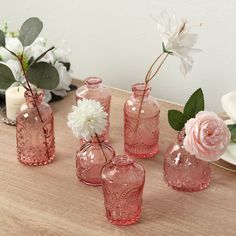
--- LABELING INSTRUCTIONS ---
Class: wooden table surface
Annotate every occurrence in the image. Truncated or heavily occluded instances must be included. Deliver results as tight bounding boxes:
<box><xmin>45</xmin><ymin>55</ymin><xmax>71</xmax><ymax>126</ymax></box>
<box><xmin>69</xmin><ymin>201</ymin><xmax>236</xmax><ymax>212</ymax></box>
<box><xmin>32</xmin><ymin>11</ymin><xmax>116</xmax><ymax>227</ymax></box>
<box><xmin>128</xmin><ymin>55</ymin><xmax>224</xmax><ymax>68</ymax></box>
<box><xmin>0</xmin><ymin>80</ymin><xmax>236</xmax><ymax>236</ymax></box>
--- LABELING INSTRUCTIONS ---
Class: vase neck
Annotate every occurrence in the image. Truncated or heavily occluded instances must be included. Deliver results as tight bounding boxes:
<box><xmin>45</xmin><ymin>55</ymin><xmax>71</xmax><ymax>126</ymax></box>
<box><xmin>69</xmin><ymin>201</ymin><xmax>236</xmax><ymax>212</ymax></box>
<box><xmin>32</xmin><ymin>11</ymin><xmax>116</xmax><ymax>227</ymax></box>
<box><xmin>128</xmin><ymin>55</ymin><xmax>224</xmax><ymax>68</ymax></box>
<box><xmin>24</xmin><ymin>90</ymin><xmax>44</xmax><ymax>107</ymax></box>
<box><xmin>84</xmin><ymin>77</ymin><xmax>102</xmax><ymax>89</ymax></box>
<box><xmin>177</xmin><ymin>129</ymin><xmax>186</xmax><ymax>146</ymax></box>
<box><xmin>132</xmin><ymin>83</ymin><xmax>150</xmax><ymax>98</ymax></box>
<box><xmin>112</xmin><ymin>154</ymin><xmax>134</xmax><ymax>166</ymax></box>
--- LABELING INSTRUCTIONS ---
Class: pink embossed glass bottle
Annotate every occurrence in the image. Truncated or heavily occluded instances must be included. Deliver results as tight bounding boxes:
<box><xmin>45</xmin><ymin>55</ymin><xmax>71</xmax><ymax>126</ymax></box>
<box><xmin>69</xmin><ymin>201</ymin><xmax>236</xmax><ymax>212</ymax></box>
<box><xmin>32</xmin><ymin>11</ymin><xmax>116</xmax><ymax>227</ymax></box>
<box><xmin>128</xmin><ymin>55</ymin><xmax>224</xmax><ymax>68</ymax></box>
<box><xmin>75</xmin><ymin>77</ymin><xmax>111</xmax><ymax>142</ymax></box>
<box><xmin>124</xmin><ymin>83</ymin><xmax>160</xmax><ymax>158</ymax></box>
<box><xmin>76</xmin><ymin>138</ymin><xmax>115</xmax><ymax>186</ymax></box>
<box><xmin>16</xmin><ymin>90</ymin><xmax>55</xmax><ymax>166</ymax></box>
<box><xmin>101</xmin><ymin>154</ymin><xmax>145</xmax><ymax>225</ymax></box>
<box><xmin>163</xmin><ymin>131</ymin><xmax>211</xmax><ymax>192</ymax></box>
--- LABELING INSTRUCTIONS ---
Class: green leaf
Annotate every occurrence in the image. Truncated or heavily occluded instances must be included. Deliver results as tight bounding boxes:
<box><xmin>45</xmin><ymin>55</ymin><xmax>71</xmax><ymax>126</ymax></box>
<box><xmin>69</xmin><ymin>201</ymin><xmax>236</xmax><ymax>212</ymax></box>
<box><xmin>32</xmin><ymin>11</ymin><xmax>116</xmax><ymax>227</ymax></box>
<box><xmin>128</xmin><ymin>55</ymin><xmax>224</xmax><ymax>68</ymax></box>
<box><xmin>168</xmin><ymin>110</ymin><xmax>187</xmax><ymax>131</ymax></box>
<box><xmin>0</xmin><ymin>63</ymin><xmax>16</xmax><ymax>89</ymax></box>
<box><xmin>0</xmin><ymin>30</ymin><xmax>5</xmax><ymax>47</ymax></box>
<box><xmin>26</xmin><ymin>62</ymin><xmax>59</xmax><ymax>90</ymax></box>
<box><xmin>184</xmin><ymin>88</ymin><xmax>204</xmax><ymax>120</ymax></box>
<box><xmin>18</xmin><ymin>17</ymin><xmax>43</xmax><ymax>46</ymax></box>
<box><xmin>228</xmin><ymin>124</ymin><xmax>236</xmax><ymax>143</ymax></box>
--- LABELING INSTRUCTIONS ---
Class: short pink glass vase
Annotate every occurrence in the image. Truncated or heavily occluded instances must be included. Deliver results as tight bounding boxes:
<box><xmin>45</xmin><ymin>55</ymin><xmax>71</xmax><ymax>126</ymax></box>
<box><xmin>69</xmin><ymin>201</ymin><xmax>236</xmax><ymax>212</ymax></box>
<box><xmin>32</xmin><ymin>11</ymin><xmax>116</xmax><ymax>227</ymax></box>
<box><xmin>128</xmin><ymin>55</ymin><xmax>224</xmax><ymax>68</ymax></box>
<box><xmin>163</xmin><ymin>132</ymin><xmax>211</xmax><ymax>192</ymax></box>
<box><xmin>75</xmin><ymin>77</ymin><xmax>111</xmax><ymax>142</ymax></box>
<box><xmin>76</xmin><ymin>139</ymin><xmax>115</xmax><ymax>186</ymax></box>
<box><xmin>124</xmin><ymin>83</ymin><xmax>160</xmax><ymax>158</ymax></box>
<box><xmin>101</xmin><ymin>154</ymin><xmax>145</xmax><ymax>225</ymax></box>
<box><xmin>16</xmin><ymin>90</ymin><xmax>55</xmax><ymax>166</ymax></box>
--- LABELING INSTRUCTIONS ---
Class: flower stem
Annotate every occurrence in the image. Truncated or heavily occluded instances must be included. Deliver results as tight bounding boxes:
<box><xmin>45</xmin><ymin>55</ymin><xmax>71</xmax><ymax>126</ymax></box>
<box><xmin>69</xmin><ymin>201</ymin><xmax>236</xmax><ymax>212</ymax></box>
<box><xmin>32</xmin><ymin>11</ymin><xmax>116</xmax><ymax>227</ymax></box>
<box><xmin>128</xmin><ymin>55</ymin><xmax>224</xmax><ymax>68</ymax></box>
<box><xmin>95</xmin><ymin>133</ymin><xmax>107</xmax><ymax>162</ymax></box>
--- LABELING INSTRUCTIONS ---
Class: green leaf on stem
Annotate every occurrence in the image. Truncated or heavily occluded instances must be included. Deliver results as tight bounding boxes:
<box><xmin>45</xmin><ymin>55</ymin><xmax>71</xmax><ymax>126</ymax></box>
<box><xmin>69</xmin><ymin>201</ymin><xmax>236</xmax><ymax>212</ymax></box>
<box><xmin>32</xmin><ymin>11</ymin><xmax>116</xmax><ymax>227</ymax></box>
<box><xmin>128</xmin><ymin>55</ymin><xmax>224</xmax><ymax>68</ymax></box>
<box><xmin>168</xmin><ymin>110</ymin><xmax>187</xmax><ymax>131</ymax></box>
<box><xmin>0</xmin><ymin>63</ymin><xmax>16</xmax><ymax>89</ymax></box>
<box><xmin>183</xmin><ymin>88</ymin><xmax>204</xmax><ymax>120</ymax></box>
<box><xmin>18</xmin><ymin>17</ymin><xmax>43</xmax><ymax>46</ymax></box>
<box><xmin>26</xmin><ymin>62</ymin><xmax>59</xmax><ymax>90</ymax></box>
<box><xmin>228</xmin><ymin>124</ymin><xmax>236</xmax><ymax>143</ymax></box>
<box><xmin>0</xmin><ymin>30</ymin><xmax>6</xmax><ymax>47</ymax></box>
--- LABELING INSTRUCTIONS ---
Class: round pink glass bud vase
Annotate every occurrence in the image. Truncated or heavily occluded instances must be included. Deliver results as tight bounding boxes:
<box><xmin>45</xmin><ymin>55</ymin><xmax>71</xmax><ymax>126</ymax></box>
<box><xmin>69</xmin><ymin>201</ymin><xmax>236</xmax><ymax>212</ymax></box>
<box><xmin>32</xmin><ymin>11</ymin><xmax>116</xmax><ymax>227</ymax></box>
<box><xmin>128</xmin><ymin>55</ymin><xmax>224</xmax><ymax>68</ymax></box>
<box><xmin>76</xmin><ymin>139</ymin><xmax>115</xmax><ymax>186</ymax></box>
<box><xmin>75</xmin><ymin>77</ymin><xmax>111</xmax><ymax>142</ymax></box>
<box><xmin>16</xmin><ymin>90</ymin><xmax>55</xmax><ymax>166</ymax></box>
<box><xmin>124</xmin><ymin>83</ymin><xmax>160</xmax><ymax>158</ymax></box>
<box><xmin>101</xmin><ymin>154</ymin><xmax>145</xmax><ymax>225</ymax></box>
<box><xmin>163</xmin><ymin>132</ymin><xmax>211</xmax><ymax>192</ymax></box>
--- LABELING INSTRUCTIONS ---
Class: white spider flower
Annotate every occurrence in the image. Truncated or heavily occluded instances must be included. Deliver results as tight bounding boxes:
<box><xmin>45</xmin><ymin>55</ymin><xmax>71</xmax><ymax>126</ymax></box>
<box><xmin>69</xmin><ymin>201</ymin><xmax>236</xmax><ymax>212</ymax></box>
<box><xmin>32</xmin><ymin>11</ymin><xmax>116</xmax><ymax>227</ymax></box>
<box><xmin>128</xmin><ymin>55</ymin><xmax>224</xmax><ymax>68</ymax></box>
<box><xmin>156</xmin><ymin>12</ymin><xmax>201</xmax><ymax>75</ymax></box>
<box><xmin>67</xmin><ymin>99</ymin><xmax>107</xmax><ymax>140</ymax></box>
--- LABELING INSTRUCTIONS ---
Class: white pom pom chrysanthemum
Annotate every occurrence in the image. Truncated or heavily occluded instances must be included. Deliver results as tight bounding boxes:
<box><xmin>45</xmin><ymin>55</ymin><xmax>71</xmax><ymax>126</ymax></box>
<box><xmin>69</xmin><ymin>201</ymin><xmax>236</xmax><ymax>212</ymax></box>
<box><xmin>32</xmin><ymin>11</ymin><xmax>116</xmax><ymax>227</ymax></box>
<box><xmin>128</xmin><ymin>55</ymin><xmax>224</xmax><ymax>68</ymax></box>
<box><xmin>67</xmin><ymin>99</ymin><xmax>107</xmax><ymax>140</ymax></box>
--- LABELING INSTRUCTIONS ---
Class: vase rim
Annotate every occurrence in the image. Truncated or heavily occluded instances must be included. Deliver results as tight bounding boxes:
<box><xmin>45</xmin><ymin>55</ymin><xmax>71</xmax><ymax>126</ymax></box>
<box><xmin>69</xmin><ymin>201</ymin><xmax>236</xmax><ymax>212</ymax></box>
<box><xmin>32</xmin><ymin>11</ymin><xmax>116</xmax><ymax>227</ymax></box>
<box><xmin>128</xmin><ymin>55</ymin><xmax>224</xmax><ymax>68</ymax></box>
<box><xmin>84</xmin><ymin>77</ymin><xmax>102</xmax><ymax>87</ymax></box>
<box><xmin>112</xmin><ymin>154</ymin><xmax>134</xmax><ymax>166</ymax></box>
<box><xmin>132</xmin><ymin>83</ymin><xmax>151</xmax><ymax>92</ymax></box>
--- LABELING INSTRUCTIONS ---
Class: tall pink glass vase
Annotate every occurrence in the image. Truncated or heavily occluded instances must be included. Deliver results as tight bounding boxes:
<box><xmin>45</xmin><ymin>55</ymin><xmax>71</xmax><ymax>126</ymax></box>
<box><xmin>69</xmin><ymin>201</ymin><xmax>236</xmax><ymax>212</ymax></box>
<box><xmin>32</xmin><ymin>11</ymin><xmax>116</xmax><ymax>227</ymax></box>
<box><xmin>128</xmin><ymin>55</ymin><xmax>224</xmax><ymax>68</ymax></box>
<box><xmin>124</xmin><ymin>83</ymin><xmax>160</xmax><ymax>158</ymax></box>
<box><xmin>75</xmin><ymin>77</ymin><xmax>111</xmax><ymax>142</ymax></box>
<box><xmin>76</xmin><ymin>139</ymin><xmax>115</xmax><ymax>186</ymax></box>
<box><xmin>16</xmin><ymin>90</ymin><xmax>55</xmax><ymax>166</ymax></box>
<box><xmin>101</xmin><ymin>154</ymin><xmax>145</xmax><ymax>225</ymax></box>
<box><xmin>163</xmin><ymin>132</ymin><xmax>211</xmax><ymax>192</ymax></box>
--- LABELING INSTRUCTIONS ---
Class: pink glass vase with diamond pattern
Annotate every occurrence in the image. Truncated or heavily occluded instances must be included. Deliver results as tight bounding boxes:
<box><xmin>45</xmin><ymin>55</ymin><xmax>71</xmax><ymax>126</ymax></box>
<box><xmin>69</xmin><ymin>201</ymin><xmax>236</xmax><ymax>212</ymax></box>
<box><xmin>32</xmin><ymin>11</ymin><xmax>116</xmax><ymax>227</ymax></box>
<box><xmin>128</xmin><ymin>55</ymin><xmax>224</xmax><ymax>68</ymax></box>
<box><xmin>163</xmin><ymin>131</ymin><xmax>211</xmax><ymax>192</ymax></box>
<box><xmin>16</xmin><ymin>90</ymin><xmax>55</xmax><ymax>166</ymax></box>
<box><xmin>75</xmin><ymin>77</ymin><xmax>111</xmax><ymax>142</ymax></box>
<box><xmin>124</xmin><ymin>83</ymin><xmax>160</xmax><ymax>158</ymax></box>
<box><xmin>101</xmin><ymin>154</ymin><xmax>145</xmax><ymax>225</ymax></box>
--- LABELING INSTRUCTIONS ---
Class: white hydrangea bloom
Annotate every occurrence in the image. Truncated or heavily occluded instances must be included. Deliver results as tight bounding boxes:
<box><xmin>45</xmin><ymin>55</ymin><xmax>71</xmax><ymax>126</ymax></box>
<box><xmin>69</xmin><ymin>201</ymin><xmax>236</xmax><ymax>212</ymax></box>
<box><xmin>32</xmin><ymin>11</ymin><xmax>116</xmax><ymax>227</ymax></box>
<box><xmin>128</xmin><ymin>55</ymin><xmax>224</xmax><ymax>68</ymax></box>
<box><xmin>67</xmin><ymin>99</ymin><xmax>107</xmax><ymax>140</ymax></box>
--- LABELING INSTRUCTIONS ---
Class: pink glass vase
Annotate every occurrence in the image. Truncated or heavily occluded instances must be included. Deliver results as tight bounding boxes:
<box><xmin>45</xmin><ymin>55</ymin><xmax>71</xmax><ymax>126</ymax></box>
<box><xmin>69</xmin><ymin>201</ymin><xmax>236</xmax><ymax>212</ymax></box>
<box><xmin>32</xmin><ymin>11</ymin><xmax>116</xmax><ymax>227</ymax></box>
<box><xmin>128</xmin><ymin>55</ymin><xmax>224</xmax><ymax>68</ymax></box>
<box><xmin>75</xmin><ymin>77</ymin><xmax>111</xmax><ymax>142</ymax></box>
<box><xmin>163</xmin><ymin>131</ymin><xmax>211</xmax><ymax>192</ymax></box>
<box><xmin>101</xmin><ymin>154</ymin><xmax>145</xmax><ymax>225</ymax></box>
<box><xmin>16</xmin><ymin>90</ymin><xmax>55</xmax><ymax>166</ymax></box>
<box><xmin>76</xmin><ymin>138</ymin><xmax>115</xmax><ymax>186</ymax></box>
<box><xmin>124</xmin><ymin>83</ymin><xmax>160</xmax><ymax>158</ymax></box>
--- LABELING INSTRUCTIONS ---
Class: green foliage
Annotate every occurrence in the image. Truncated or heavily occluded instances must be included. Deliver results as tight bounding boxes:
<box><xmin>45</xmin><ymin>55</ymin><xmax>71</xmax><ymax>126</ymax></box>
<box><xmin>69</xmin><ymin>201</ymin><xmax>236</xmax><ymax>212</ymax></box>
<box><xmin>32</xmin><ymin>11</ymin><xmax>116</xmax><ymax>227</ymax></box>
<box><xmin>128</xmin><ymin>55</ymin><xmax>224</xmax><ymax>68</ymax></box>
<box><xmin>168</xmin><ymin>110</ymin><xmax>187</xmax><ymax>131</ymax></box>
<box><xmin>168</xmin><ymin>88</ymin><xmax>205</xmax><ymax>131</ymax></box>
<box><xmin>228</xmin><ymin>124</ymin><xmax>236</xmax><ymax>143</ymax></box>
<box><xmin>26</xmin><ymin>62</ymin><xmax>59</xmax><ymax>90</ymax></box>
<box><xmin>0</xmin><ymin>63</ymin><xmax>16</xmax><ymax>89</ymax></box>
<box><xmin>18</xmin><ymin>17</ymin><xmax>43</xmax><ymax>46</ymax></box>
<box><xmin>0</xmin><ymin>30</ymin><xmax>5</xmax><ymax>47</ymax></box>
<box><xmin>184</xmin><ymin>88</ymin><xmax>204</xmax><ymax>119</ymax></box>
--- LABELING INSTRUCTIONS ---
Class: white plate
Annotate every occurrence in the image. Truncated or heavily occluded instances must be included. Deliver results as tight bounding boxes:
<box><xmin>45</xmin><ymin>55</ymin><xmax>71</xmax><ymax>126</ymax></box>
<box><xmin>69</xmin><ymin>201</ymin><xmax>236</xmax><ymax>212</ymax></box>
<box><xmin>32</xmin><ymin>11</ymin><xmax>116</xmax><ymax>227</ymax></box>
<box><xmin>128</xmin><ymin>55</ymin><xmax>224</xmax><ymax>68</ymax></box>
<box><xmin>220</xmin><ymin>119</ymin><xmax>236</xmax><ymax>165</ymax></box>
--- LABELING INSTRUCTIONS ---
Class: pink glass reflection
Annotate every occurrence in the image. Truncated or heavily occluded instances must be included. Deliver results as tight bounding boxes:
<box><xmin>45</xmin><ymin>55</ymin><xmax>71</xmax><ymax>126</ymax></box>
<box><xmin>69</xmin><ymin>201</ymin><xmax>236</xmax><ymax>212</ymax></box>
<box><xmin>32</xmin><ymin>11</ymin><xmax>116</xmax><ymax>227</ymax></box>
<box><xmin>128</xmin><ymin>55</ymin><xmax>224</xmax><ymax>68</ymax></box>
<box><xmin>163</xmin><ymin>131</ymin><xmax>211</xmax><ymax>192</ymax></box>
<box><xmin>124</xmin><ymin>83</ymin><xmax>160</xmax><ymax>158</ymax></box>
<box><xmin>76</xmin><ymin>139</ymin><xmax>115</xmax><ymax>186</ymax></box>
<box><xmin>16</xmin><ymin>91</ymin><xmax>55</xmax><ymax>166</ymax></box>
<box><xmin>101</xmin><ymin>154</ymin><xmax>145</xmax><ymax>225</ymax></box>
<box><xmin>75</xmin><ymin>77</ymin><xmax>111</xmax><ymax>142</ymax></box>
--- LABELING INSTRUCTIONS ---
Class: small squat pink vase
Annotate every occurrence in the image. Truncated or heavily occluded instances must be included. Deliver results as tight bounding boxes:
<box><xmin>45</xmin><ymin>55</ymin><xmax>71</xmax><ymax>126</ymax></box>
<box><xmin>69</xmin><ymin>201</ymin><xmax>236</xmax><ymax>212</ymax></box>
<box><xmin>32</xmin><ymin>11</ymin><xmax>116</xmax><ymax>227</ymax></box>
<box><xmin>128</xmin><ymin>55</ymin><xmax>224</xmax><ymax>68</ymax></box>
<box><xmin>75</xmin><ymin>77</ymin><xmax>111</xmax><ymax>142</ymax></box>
<box><xmin>16</xmin><ymin>90</ymin><xmax>55</xmax><ymax>166</ymax></box>
<box><xmin>76</xmin><ymin>139</ymin><xmax>115</xmax><ymax>186</ymax></box>
<box><xmin>101</xmin><ymin>154</ymin><xmax>145</xmax><ymax>225</ymax></box>
<box><xmin>163</xmin><ymin>132</ymin><xmax>211</xmax><ymax>192</ymax></box>
<box><xmin>124</xmin><ymin>83</ymin><xmax>160</xmax><ymax>158</ymax></box>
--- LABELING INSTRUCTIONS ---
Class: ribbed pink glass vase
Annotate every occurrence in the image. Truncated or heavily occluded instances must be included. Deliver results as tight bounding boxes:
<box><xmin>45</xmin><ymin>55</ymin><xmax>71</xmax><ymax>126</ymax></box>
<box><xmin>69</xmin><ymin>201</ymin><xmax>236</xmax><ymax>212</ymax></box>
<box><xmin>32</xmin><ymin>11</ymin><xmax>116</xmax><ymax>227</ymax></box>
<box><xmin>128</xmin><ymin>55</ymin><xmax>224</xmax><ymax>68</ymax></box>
<box><xmin>76</xmin><ymin>139</ymin><xmax>115</xmax><ymax>186</ymax></box>
<box><xmin>163</xmin><ymin>131</ymin><xmax>211</xmax><ymax>192</ymax></box>
<box><xmin>75</xmin><ymin>77</ymin><xmax>111</xmax><ymax>142</ymax></box>
<box><xmin>16</xmin><ymin>90</ymin><xmax>55</xmax><ymax>166</ymax></box>
<box><xmin>101</xmin><ymin>154</ymin><xmax>145</xmax><ymax>225</ymax></box>
<box><xmin>124</xmin><ymin>83</ymin><xmax>160</xmax><ymax>158</ymax></box>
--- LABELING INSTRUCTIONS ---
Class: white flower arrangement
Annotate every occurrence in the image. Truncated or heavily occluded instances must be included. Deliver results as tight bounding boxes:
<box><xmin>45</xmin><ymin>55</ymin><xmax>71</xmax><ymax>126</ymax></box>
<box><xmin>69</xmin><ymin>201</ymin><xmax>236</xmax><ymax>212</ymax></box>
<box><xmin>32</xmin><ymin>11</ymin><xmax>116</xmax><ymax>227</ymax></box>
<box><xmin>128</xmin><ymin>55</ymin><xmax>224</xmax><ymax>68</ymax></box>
<box><xmin>0</xmin><ymin>24</ymin><xmax>72</xmax><ymax>102</ymax></box>
<box><xmin>67</xmin><ymin>99</ymin><xmax>107</xmax><ymax>141</ymax></box>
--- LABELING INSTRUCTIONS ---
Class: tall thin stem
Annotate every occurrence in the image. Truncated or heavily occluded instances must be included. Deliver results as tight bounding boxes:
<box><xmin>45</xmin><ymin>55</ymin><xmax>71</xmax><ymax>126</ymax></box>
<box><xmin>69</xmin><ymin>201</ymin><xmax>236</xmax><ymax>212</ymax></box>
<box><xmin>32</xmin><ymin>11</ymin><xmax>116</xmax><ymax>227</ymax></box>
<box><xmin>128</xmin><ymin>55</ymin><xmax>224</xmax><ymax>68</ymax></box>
<box><xmin>95</xmin><ymin>133</ymin><xmax>107</xmax><ymax>162</ymax></box>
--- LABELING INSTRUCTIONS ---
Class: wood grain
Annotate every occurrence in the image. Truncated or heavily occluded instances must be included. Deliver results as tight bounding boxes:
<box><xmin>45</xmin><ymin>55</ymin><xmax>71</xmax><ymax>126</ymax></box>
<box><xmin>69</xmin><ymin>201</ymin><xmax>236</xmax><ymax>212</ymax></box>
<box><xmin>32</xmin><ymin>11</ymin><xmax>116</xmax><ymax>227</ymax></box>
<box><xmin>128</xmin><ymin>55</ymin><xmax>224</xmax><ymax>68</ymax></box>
<box><xmin>0</xmin><ymin>80</ymin><xmax>236</xmax><ymax>236</ymax></box>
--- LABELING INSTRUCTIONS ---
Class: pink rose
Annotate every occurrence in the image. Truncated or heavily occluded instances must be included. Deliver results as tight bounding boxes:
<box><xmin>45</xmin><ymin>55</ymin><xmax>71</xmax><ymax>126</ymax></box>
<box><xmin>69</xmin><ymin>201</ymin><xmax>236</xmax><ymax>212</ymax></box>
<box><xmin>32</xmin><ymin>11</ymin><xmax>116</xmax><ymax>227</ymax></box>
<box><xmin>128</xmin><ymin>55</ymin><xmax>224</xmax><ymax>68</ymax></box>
<box><xmin>183</xmin><ymin>111</ymin><xmax>231</xmax><ymax>161</ymax></box>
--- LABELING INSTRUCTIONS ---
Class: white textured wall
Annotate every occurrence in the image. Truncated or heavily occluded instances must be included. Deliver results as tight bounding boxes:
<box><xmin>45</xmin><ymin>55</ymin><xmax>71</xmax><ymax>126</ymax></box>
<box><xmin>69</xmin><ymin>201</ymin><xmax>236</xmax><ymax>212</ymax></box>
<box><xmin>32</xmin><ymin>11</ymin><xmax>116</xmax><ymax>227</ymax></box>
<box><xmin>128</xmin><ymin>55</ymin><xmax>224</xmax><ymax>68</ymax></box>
<box><xmin>2</xmin><ymin>0</ymin><xmax>236</xmax><ymax>112</ymax></box>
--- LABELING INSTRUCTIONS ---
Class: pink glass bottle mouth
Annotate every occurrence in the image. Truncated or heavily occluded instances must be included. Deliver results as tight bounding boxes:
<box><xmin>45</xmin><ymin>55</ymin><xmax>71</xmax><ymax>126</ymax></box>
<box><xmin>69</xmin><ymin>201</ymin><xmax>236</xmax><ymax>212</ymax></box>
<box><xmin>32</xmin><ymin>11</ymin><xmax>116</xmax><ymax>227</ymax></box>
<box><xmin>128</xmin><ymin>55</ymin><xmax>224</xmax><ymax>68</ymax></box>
<box><xmin>132</xmin><ymin>83</ymin><xmax>151</xmax><ymax>92</ymax></box>
<box><xmin>24</xmin><ymin>90</ymin><xmax>45</xmax><ymax>105</ymax></box>
<box><xmin>112</xmin><ymin>154</ymin><xmax>134</xmax><ymax>166</ymax></box>
<box><xmin>84</xmin><ymin>77</ymin><xmax>102</xmax><ymax>88</ymax></box>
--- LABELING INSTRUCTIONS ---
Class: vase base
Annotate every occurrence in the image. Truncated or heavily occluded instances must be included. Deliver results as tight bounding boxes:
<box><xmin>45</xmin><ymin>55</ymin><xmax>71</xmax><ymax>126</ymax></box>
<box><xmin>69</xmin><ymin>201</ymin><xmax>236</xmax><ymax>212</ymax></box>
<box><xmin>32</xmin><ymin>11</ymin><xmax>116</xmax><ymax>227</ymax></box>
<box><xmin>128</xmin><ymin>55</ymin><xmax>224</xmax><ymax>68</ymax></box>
<box><xmin>108</xmin><ymin>216</ymin><xmax>140</xmax><ymax>226</ymax></box>
<box><xmin>164</xmin><ymin>177</ymin><xmax>211</xmax><ymax>192</ymax></box>
<box><xmin>125</xmin><ymin>149</ymin><xmax>159</xmax><ymax>159</ymax></box>
<box><xmin>17</xmin><ymin>155</ymin><xmax>55</xmax><ymax>166</ymax></box>
<box><xmin>77</xmin><ymin>175</ymin><xmax>102</xmax><ymax>187</ymax></box>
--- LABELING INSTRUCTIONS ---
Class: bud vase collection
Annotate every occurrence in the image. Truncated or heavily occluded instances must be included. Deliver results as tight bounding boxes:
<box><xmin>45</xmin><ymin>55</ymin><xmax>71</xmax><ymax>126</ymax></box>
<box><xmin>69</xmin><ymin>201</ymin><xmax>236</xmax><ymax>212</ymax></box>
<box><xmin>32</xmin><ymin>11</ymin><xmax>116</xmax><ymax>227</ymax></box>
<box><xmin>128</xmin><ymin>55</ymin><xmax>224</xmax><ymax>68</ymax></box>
<box><xmin>0</xmin><ymin>14</ymin><xmax>232</xmax><ymax>227</ymax></box>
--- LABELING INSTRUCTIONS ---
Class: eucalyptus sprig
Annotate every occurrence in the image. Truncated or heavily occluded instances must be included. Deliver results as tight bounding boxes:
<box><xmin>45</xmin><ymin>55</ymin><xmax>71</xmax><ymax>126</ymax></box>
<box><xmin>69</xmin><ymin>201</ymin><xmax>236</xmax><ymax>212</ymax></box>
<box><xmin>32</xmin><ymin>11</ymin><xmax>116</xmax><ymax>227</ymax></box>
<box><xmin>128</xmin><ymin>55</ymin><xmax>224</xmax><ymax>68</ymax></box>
<box><xmin>168</xmin><ymin>88</ymin><xmax>204</xmax><ymax>131</ymax></box>
<box><xmin>0</xmin><ymin>17</ymin><xmax>59</xmax><ymax>90</ymax></box>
